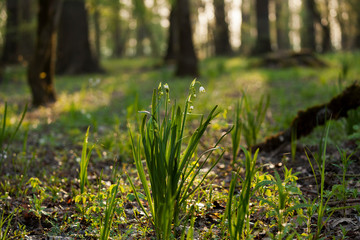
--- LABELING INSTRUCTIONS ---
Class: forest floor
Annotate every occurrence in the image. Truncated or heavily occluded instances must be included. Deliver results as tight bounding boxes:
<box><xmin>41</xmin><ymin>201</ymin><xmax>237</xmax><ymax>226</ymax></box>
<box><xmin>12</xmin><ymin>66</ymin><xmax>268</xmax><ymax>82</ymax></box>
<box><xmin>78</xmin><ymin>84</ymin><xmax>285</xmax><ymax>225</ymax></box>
<box><xmin>0</xmin><ymin>53</ymin><xmax>360</xmax><ymax>239</ymax></box>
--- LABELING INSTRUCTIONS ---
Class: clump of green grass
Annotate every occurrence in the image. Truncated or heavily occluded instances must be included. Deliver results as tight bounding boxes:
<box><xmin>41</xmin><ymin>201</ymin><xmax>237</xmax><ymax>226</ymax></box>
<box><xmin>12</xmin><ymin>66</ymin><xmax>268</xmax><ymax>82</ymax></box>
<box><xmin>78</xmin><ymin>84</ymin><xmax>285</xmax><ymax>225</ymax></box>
<box><xmin>242</xmin><ymin>93</ymin><xmax>269</xmax><ymax>148</ymax></box>
<box><xmin>100</xmin><ymin>180</ymin><xmax>121</xmax><ymax>240</ymax></box>
<box><xmin>79</xmin><ymin>127</ymin><xmax>94</xmax><ymax>194</ymax></box>
<box><xmin>127</xmin><ymin>80</ymin><xmax>226</xmax><ymax>239</ymax></box>
<box><xmin>225</xmin><ymin>148</ymin><xmax>259</xmax><ymax>239</ymax></box>
<box><xmin>231</xmin><ymin>99</ymin><xmax>243</xmax><ymax>167</ymax></box>
<box><xmin>0</xmin><ymin>102</ymin><xmax>27</xmax><ymax>153</ymax></box>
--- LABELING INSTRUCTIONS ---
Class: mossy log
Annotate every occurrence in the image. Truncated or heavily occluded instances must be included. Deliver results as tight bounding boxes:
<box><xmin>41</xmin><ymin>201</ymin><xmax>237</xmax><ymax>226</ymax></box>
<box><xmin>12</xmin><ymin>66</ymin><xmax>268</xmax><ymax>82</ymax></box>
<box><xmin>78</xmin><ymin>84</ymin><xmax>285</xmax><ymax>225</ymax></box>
<box><xmin>259</xmin><ymin>49</ymin><xmax>327</xmax><ymax>68</ymax></box>
<box><xmin>253</xmin><ymin>82</ymin><xmax>360</xmax><ymax>152</ymax></box>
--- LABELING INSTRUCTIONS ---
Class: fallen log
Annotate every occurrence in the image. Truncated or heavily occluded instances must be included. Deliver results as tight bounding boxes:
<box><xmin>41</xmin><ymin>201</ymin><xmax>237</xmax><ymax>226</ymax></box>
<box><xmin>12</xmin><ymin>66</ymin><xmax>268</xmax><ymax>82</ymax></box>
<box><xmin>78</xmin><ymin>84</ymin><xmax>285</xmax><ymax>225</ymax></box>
<box><xmin>253</xmin><ymin>82</ymin><xmax>360</xmax><ymax>152</ymax></box>
<box><xmin>258</xmin><ymin>49</ymin><xmax>327</xmax><ymax>68</ymax></box>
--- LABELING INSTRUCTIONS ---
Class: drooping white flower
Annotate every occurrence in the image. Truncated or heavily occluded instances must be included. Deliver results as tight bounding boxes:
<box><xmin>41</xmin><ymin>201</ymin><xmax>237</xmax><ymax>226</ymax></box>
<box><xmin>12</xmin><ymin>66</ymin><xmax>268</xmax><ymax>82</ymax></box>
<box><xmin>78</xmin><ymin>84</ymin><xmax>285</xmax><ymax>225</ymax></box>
<box><xmin>199</xmin><ymin>86</ymin><xmax>206</xmax><ymax>93</ymax></box>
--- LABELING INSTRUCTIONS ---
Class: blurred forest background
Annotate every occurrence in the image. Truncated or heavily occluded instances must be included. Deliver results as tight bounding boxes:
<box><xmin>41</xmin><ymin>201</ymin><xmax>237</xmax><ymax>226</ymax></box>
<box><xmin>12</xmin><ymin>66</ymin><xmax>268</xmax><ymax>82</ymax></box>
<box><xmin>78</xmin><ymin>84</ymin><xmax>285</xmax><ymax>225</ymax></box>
<box><xmin>0</xmin><ymin>0</ymin><xmax>359</xmax><ymax>106</ymax></box>
<box><xmin>1</xmin><ymin>1</ymin><xmax>360</xmax><ymax>238</ymax></box>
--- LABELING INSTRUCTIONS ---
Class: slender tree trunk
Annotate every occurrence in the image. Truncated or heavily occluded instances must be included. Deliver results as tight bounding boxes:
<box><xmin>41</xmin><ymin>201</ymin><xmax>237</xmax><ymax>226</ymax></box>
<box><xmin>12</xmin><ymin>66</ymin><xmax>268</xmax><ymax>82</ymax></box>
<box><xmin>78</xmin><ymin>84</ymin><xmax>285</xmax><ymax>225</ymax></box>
<box><xmin>93</xmin><ymin>4</ymin><xmax>101</xmax><ymax>59</ymax></box>
<box><xmin>302</xmin><ymin>0</ymin><xmax>317</xmax><ymax>51</ymax></box>
<box><xmin>136</xmin><ymin>22</ymin><xmax>146</xmax><ymax>56</ymax></box>
<box><xmin>354</xmin><ymin>3</ymin><xmax>360</xmax><ymax>49</ymax></box>
<box><xmin>27</xmin><ymin>0</ymin><xmax>62</xmax><ymax>107</ymax></box>
<box><xmin>2</xmin><ymin>0</ymin><xmax>20</xmax><ymax>64</ymax></box>
<box><xmin>252</xmin><ymin>0</ymin><xmax>272</xmax><ymax>55</ymax></box>
<box><xmin>320</xmin><ymin>0</ymin><xmax>331</xmax><ymax>52</ymax></box>
<box><xmin>18</xmin><ymin>0</ymin><xmax>35</xmax><ymax>63</ymax></box>
<box><xmin>112</xmin><ymin>0</ymin><xmax>123</xmax><ymax>57</ymax></box>
<box><xmin>275</xmin><ymin>0</ymin><xmax>290</xmax><ymax>50</ymax></box>
<box><xmin>175</xmin><ymin>0</ymin><xmax>198</xmax><ymax>77</ymax></box>
<box><xmin>337</xmin><ymin>1</ymin><xmax>350</xmax><ymax>50</ymax></box>
<box><xmin>213</xmin><ymin>0</ymin><xmax>232</xmax><ymax>55</ymax></box>
<box><xmin>164</xmin><ymin>5</ymin><xmax>178</xmax><ymax>62</ymax></box>
<box><xmin>240</xmin><ymin>0</ymin><xmax>253</xmax><ymax>54</ymax></box>
<box><xmin>56</xmin><ymin>0</ymin><xmax>102</xmax><ymax>74</ymax></box>
<box><xmin>303</xmin><ymin>0</ymin><xmax>331</xmax><ymax>52</ymax></box>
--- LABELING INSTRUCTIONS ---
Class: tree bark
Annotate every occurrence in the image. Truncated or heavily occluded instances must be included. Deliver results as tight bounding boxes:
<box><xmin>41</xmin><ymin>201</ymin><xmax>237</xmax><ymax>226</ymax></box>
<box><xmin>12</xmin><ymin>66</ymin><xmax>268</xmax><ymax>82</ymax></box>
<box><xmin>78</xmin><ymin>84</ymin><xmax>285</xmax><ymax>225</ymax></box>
<box><xmin>252</xmin><ymin>0</ymin><xmax>272</xmax><ymax>55</ymax></box>
<box><xmin>93</xmin><ymin>3</ymin><xmax>101</xmax><ymax>60</ymax></box>
<box><xmin>240</xmin><ymin>0</ymin><xmax>253</xmax><ymax>54</ymax></box>
<box><xmin>302</xmin><ymin>0</ymin><xmax>331</xmax><ymax>52</ymax></box>
<box><xmin>2</xmin><ymin>0</ymin><xmax>20</xmax><ymax>64</ymax></box>
<box><xmin>112</xmin><ymin>0</ymin><xmax>124</xmax><ymax>58</ymax></box>
<box><xmin>213</xmin><ymin>0</ymin><xmax>232</xmax><ymax>56</ymax></box>
<box><xmin>275</xmin><ymin>0</ymin><xmax>290</xmax><ymax>50</ymax></box>
<box><xmin>302</xmin><ymin>0</ymin><xmax>317</xmax><ymax>51</ymax></box>
<box><xmin>164</xmin><ymin>4</ymin><xmax>178</xmax><ymax>62</ymax></box>
<box><xmin>175</xmin><ymin>0</ymin><xmax>198</xmax><ymax>77</ymax></box>
<box><xmin>56</xmin><ymin>0</ymin><xmax>102</xmax><ymax>75</ymax></box>
<box><xmin>27</xmin><ymin>0</ymin><xmax>62</xmax><ymax>107</ymax></box>
<box><xmin>18</xmin><ymin>0</ymin><xmax>36</xmax><ymax>63</ymax></box>
<box><xmin>354</xmin><ymin>2</ymin><xmax>360</xmax><ymax>49</ymax></box>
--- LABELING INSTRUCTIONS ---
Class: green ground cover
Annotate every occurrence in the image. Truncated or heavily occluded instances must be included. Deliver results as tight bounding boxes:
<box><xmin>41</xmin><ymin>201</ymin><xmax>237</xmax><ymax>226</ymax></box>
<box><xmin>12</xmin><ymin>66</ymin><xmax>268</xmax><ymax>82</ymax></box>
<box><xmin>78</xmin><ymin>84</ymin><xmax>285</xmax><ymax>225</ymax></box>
<box><xmin>0</xmin><ymin>52</ymin><xmax>360</xmax><ymax>239</ymax></box>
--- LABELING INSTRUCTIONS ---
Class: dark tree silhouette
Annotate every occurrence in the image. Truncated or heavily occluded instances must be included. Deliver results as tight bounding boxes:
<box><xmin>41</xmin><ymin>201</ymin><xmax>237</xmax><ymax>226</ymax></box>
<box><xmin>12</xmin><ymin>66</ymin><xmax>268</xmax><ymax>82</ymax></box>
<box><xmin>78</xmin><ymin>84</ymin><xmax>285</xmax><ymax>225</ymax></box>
<box><xmin>302</xmin><ymin>0</ymin><xmax>316</xmax><ymax>51</ymax></box>
<box><xmin>112</xmin><ymin>0</ymin><xmax>124</xmax><ymax>57</ymax></box>
<box><xmin>175</xmin><ymin>0</ymin><xmax>198</xmax><ymax>77</ymax></box>
<box><xmin>27</xmin><ymin>0</ymin><xmax>62</xmax><ymax>106</ymax></box>
<box><xmin>213</xmin><ymin>0</ymin><xmax>232</xmax><ymax>56</ymax></box>
<box><xmin>275</xmin><ymin>0</ymin><xmax>290</xmax><ymax>50</ymax></box>
<box><xmin>18</xmin><ymin>0</ymin><xmax>36</xmax><ymax>63</ymax></box>
<box><xmin>2</xmin><ymin>0</ymin><xmax>20</xmax><ymax>64</ymax></box>
<box><xmin>302</xmin><ymin>0</ymin><xmax>331</xmax><ymax>52</ymax></box>
<box><xmin>56</xmin><ymin>0</ymin><xmax>102</xmax><ymax>74</ymax></box>
<box><xmin>164</xmin><ymin>4</ymin><xmax>178</xmax><ymax>62</ymax></box>
<box><xmin>2</xmin><ymin>0</ymin><xmax>36</xmax><ymax>65</ymax></box>
<box><xmin>240</xmin><ymin>0</ymin><xmax>254</xmax><ymax>54</ymax></box>
<box><xmin>252</xmin><ymin>0</ymin><xmax>271</xmax><ymax>55</ymax></box>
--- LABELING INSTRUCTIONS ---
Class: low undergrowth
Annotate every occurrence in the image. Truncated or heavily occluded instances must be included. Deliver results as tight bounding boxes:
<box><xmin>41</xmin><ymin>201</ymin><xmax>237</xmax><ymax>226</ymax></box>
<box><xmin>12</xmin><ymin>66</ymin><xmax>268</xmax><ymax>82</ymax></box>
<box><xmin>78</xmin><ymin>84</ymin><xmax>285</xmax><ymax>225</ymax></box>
<box><xmin>0</xmin><ymin>55</ymin><xmax>360</xmax><ymax>239</ymax></box>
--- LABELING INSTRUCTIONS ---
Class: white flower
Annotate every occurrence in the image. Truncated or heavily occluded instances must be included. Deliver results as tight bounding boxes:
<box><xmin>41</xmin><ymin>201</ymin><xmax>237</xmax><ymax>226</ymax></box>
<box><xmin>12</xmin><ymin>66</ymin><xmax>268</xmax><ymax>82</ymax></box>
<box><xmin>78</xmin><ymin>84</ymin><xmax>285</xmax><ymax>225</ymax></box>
<box><xmin>199</xmin><ymin>86</ymin><xmax>206</xmax><ymax>93</ymax></box>
<box><xmin>190</xmin><ymin>106</ymin><xmax>194</xmax><ymax>110</ymax></box>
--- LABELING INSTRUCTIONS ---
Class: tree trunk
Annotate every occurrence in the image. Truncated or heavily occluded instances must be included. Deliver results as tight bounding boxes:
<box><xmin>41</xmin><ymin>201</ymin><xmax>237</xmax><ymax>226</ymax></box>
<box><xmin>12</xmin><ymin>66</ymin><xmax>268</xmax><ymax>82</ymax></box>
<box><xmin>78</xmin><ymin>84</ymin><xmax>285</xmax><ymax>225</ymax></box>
<box><xmin>175</xmin><ymin>0</ymin><xmax>198</xmax><ymax>77</ymax></box>
<box><xmin>302</xmin><ymin>0</ymin><xmax>317</xmax><ymax>51</ymax></box>
<box><xmin>213</xmin><ymin>0</ymin><xmax>232</xmax><ymax>56</ymax></box>
<box><xmin>93</xmin><ymin>4</ymin><xmax>101</xmax><ymax>60</ymax></box>
<box><xmin>164</xmin><ymin>4</ymin><xmax>178</xmax><ymax>62</ymax></box>
<box><xmin>275</xmin><ymin>0</ymin><xmax>290</xmax><ymax>50</ymax></box>
<box><xmin>2</xmin><ymin>0</ymin><xmax>20</xmax><ymax>64</ymax></box>
<box><xmin>252</xmin><ymin>0</ymin><xmax>272</xmax><ymax>55</ymax></box>
<box><xmin>354</xmin><ymin>3</ymin><xmax>360</xmax><ymax>49</ymax></box>
<box><xmin>337</xmin><ymin>1</ymin><xmax>350</xmax><ymax>50</ymax></box>
<box><xmin>240</xmin><ymin>0</ymin><xmax>253</xmax><ymax>54</ymax></box>
<box><xmin>56</xmin><ymin>0</ymin><xmax>102</xmax><ymax>75</ymax></box>
<box><xmin>112</xmin><ymin>0</ymin><xmax>124</xmax><ymax>58</ymax></box>
<box><xmin>18</xmin><ymin>0</ymin><xmax>36</xmax><ymax>63</ymax></box>
<box><xmin>27</xmin><ymin>0</ymin><xmax>62</xmax><ymax>107</ymax></box>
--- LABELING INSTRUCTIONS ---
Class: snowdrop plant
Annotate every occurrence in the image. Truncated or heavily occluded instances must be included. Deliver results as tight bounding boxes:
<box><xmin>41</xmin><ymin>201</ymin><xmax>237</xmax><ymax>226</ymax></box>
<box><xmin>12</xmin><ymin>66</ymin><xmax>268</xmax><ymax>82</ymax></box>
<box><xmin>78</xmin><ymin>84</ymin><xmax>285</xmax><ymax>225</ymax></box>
<box><xmin>127</xmin><ymin>80</ymin><xmax>226</xmax><ymax>239</ymax></box>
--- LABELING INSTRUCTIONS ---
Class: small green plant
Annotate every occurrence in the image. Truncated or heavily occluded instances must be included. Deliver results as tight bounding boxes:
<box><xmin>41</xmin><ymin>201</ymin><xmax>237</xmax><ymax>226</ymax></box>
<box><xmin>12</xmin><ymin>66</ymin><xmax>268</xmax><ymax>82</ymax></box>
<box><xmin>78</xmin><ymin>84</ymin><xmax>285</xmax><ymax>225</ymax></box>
<box><xmin>27</xmin><ymin>177</ymin><xmax>49</xmax><ymax>227</ymax></box>
<box><xmin>305</xmin><ymin>122</ymin><xmax>333</xmax><ymax>239</ymax></box>
<box><xmin>231</xmin><ymin>99</ymin><xmax>243</xmax><ymax>167</ymax></box>
<box><xmin>79</xmin><ymin>127</ymin><xmax>94</xmax><ymax>194</ymax></box>
<box><xmin>127</xmin><ymin>81</ymin><xmax>226</xmax><ymax>239</ymax></box>
<box><xmin>258</xmin><ymin>168</ymin><xmax>307</xmax><ymax>238</ymax></box>
<box><xmin>242</xmin><ymin>93</ymin><xmax>269</xmax><ymax>148</ymax></box>
<box><xmin>291</xmin><ymin>127</ymin><xmax>297</xmax><ymax>161</ymax></box>
<box><xmin>332</xmin><ymin>147</ymin><xmax>355</xmax><ymax>215</ymax></box>
<box><xmin>225</xmin><ymin>148</ymin><xmax>259</xmax><ymax>240</ymax></box>
<box><xmin>0</xmin><ymin>102</ymin><xmax>27</xmax><ymax>153</ymax></box>
<box><xmin>0</xmin><ymin>209</ymin><xmax>15</xmax><ymax>240</ymax></box>
<box><xmin>100</xmin><ymin>181</ymin><xmax>121</xmax><ymax>240</ymax></box>
<box><xmin>345</xmin><ymin>107</ymin><xmax>360</xmax><ymax>135</ymax></box>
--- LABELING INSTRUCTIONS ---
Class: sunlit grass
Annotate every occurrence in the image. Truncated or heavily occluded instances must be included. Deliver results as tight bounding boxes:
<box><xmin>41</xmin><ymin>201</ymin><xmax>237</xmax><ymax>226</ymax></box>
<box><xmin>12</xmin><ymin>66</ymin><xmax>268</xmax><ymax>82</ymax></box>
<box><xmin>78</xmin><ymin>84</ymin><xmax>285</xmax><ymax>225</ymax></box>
<box><xmin>1</xmin><ymin>53</ymin><xmax>360</xmax><ymax>238</ymax></box>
